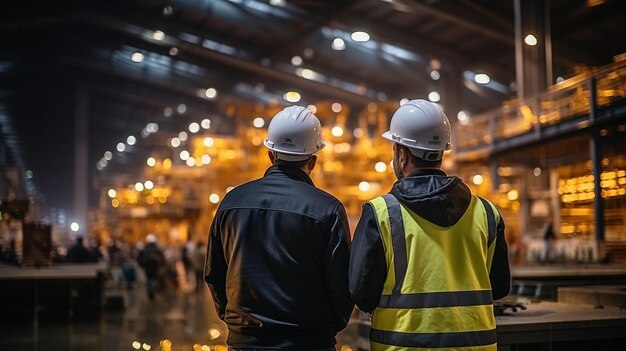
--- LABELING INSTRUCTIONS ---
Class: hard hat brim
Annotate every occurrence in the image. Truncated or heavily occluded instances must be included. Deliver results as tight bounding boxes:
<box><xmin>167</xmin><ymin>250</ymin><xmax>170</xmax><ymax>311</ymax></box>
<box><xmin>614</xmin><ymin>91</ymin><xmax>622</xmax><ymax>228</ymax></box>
<box><xmin>263</xmin><ymin>139</ymin><xmax>326</xmax><ymax>155</ymax></box>
<box><xmin>382</xmin><ymin>131</ymin><xmax>450</xmax><ymax>152</ymax></box>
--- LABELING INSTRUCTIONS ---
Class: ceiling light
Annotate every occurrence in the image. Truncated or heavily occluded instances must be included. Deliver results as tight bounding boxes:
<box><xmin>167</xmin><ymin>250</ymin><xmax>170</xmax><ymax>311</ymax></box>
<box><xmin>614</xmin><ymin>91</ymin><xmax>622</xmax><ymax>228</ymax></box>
<box><xmin>152</xmin><ymin>30</ymin><xmax>165</xmax><ymax>41</ymax></box>
<box><xmin>189</xmin><ymin>122</ymin><xmax>200</xmax><ymax>133</ymax></box>
<box><xmin>170</xmin><ymin>137</ymin><xmax>181</xmax><ymax>147</ymax></box>
<box><xmin>472</xmin><ymin>174</ymin><xmax>484</xmax><ymax>185</ymax></box>
<box><xmin>204</xmin><ymin>137</ymin><xmax>214</xmax><ymax>147</ymax></box>
<box><xmin>178</xmin><ymin>131</ymin><xmax>188</xmax><ymax>141</ymax></box>
<box><xmin>253</xmin><ymin>117</ymin><xmax>265</xmax><ymax>128</ymax></box>
<box><xmin>270</xmin><ymin>0</ymin><xmax>285</xmax><ymax>6</ymax></box>
<box><xmin>70</xmin><ymin>222</ymin><xmax>80</xmax><ymax>232</ymax></box>
<box><xmin>351</xmin><ymin>31</ymin><xmax>370</xmax><ymax>42</ymax></box>
<box><xmin>284</xmin><ymin>91</ymin><xmax>301</xmax><ymax>102</ymax></box>
<box><xmin>108</xmin><ymin>189</ymin><xmax>117</xmax><ymax>198</ymax></box>
<box><xmin>131</xmin><ymin>52</ymin><xmax>144</xmax><ymax>63</ymax></box>
<box><xmin>331</xmin><ymin>102</ymin><xmax>342</xmax><ymax>113</ymax></box>
<box><xmin>163</xmin><ymin>107</ymin><xmax>173</xmax><ymax>117</ymax></box>
<box><xmin>430</xmin><ymin>70</ymin><xmax>440</xmax><ymax>80</ymax></box>
<box><xmin>163</xmin><ymin>5</ymin><xmax>173</xmax><ymax>16</ymax></box>
<box><xmin>331</xmin><ymin>38</ymin><xmax>346</xmax><ymax>50</ymax></box>
<box><xmin>457</xmin><ymin>110</ymin><xmax>469</xmax><ymax>123</ymax></box>
<box><xmin>144</xmin><ymin>180</ymin><xmax>154</xmax><ymax>190</ymax></box>
<box><xmin>104</xmin><ymin>151</ymin><xmax>112</xmax><ymax>160</ymax></box>
<box><xmin>375</xmin><ymin>162</ymin><xmax>387</xmax><ymax>173</ymax></box>
<box><xmin>135</xmin><ymin>182</ymin><xmax>144</xmax><ymax>192</ymax></box>
<box><xmin>205</xmin><ymin>88</ymin><xmax>217</xmax><ymax>99</ymax></box>
<box><xmin>127</xmin><ymin>135</ymin><xmax>136</xmax><ymax>145</ymax></box>
<box><xmin>179</xmin><ymin>150</ymin><xmax>190</xmax><ymax>161</ymax></box>
<box><xmin>169</xmin><ymin>47</ymin><xmax>178</xmax><ymax>56</ymax></box>
<box><xmin>291</xmin><ymin>56</ymin><xmax>302</xmax><ymax>66</ymax></box>
<box><xmin>331</xmin><ymin>126</ymin><xmax>344</xmax><ymax>137</ymax></box>
<box><xmin>428</xmin><ymin>91</ymin><xmax>441</xmax><ymax>102</ymax></box>
<box><xmin>524</xmin><ymin>34</ymin><xmax>538</xmax><ymax>46</ymax></box>
<box><xmin>297</xmin><ymin>68</ymin><xmax>317</xmax><ymax>80</ymax></box>
<box><xmin>147</xmin><ymin>157</ymin><xmax>156</xmax><ymax>167</ymax></box>
<box><xmin>116</xmin><ymin>143</ymin><xmax>126</xmax><ymax>152</ymax></box>
<box><xmin>201</xmin><ymin>119</ymin><xmax>211</xmax><ymax>129</ymax></box>
<box><xmin>209</xmin><ymin>193</ymin><xmax>220</xmax><ymax>204</ymax></box>
<box><xmin>177</xmin><ymin>103</ymin><xmax>187</xmax><ymax>114</ymax></box>
<box><xmin>474</xmin><ymin>73</ymin><xmax>490</xmax><ymax>84</ymax></box>
<box><xmin>202</xmin><ymin>154</ymin><xmax>212</xmax><ymax>165</ymax></box>
<box><xmin>359</xmin><ymin>181</ymin><xmax>371</xmax><ymax>192</ymax></box>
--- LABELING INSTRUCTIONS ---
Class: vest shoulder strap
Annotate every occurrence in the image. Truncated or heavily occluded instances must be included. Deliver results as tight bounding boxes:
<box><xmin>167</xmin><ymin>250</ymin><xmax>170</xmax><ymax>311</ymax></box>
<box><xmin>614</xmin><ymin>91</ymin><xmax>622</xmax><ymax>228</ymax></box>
<box><xmin>477</xmin><ymin>196</ymin><xmax>497</xmax><ymax>247</ymax></box>
<box><xmin>381</xmin><ymin>194</ymin><xmax>407</xmax><ymax>295</ymax></box>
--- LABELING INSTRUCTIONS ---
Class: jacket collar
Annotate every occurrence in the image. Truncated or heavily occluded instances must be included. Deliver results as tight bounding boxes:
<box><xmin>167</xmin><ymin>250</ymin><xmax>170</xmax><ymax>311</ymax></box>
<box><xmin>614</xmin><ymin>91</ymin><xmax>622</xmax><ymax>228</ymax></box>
<box><xmin>264</xmin><ymin>165</ymin><xmax>314</xmax><ymax>185</ymax></box>
<box><xmin>405</xmin><ymin>168</ymin><xmax>447</xmax><ymax>178</ymax></box>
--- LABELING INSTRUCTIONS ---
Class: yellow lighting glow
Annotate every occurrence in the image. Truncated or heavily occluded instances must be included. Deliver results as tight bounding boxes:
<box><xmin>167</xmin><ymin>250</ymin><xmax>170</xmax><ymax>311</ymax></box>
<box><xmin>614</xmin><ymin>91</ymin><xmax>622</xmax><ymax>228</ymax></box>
<box><xmin>144</xmin><ymin>180</ymin><xmax>154</xmax><ymax>190</ymax></box>
<box><xmin>135</xmin><ymin>182</ymin><xmax>144</xmax><ymax>192</ymax></box>
<box><xmin>142</xmin><ymin>343</ymin><xmax>151</xmax><ymax>350</ymax></box>
<box><xmin>209</xmin><ymin>194</ymin><xmax>220</xmax><ymax>204</ymax></box>
<box><xmin>112</xmin><ymin>199</ymin><xmax>120</xmax><ymax>208</ymax></box>
<box><xmin>208</xmin><ymin>328</ymin><xmax>221</xmax><ymax>339</ymax></box>
<box><xmin>507</xmin><ymin>189</ymin><xmax>519</xmax><ymax>201</ymax></box>
<box><xmin>359</xmin><ymin>181</ymin><xmax>371</xmax><ymax>192</ymax></box>
<box><xmin>186</xmin><ymin>158</ymin><xmax>196</xmax><ymax>167</ymax></box>
<box><xmin>204</xmin><ymin>137</ymin><xmax>215</xmax><ymax>147</ymax></box>
<box><xmin>331</xmin><ymin>126</ymin><xmax>344</xmax><ymax>137</ymax></box>
<box><xmin>108</xmin><ymin>189</ymin><xmax>117</xmax><ymax>198</ymax></box>
<box><xmin>132</xmin><ymin>341</ymin><xmax>141</xmax><ymax>350</ymax></box>
<box><xmin>202</xmin><ymin>154</ymin><xmax>212</xmax><ymax>165</ymax></box>
<box><xmin>284</xmin><ymin>91</ymin><xmax>301</xmax><ymax>103</ymax></box>
<box><xmin>163</xmin><ymin>158</ymin><xmax>172</xmax><ymax>170</ymax></box>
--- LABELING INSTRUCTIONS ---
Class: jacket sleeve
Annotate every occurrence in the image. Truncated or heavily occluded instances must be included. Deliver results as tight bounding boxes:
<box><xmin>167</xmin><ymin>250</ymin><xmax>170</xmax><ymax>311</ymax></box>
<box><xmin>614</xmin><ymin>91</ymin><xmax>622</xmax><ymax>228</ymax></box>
<box><xmin>204</xmin><ymin>212</ymin><xmax>228</xmax><ymax>320</ymax></box>
<box><xmin>324</xmin><ymin>203</ymin><xmax>355</xmax><ymax>333</ymax></box>
<box><xmin>349</xmin><ymin>203</ymin><xmax>387</xmax><ymax>313</ymax></box>
<box><xmin>490</xmin><ymin>216</ymin><xmax>511</xmax><ymax>300</ymax></box>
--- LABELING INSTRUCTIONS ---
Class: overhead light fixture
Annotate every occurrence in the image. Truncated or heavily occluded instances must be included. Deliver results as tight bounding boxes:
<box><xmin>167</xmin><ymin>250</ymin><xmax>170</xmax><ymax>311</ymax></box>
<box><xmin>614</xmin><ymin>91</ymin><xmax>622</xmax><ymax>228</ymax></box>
<box><xmin>201</xmin><ymin>119</ymin><xmax>211</xmax><ymax>129</ymax></box>
<box><xmin>351</xmin><ymin>31</ymin><xmax>370</xmax><ymax>42</ymax></box>
<box><xmin>331</xmin><ymin>102</ymin><xmax>342</xmax><ymax>113</ymax></box>
<box><xmin>152</xmin><ymin>30</ymin><xmax>165</xmax><ymax>41</ymax></box>
<box><xmin>430</xmin><ymin>70</ymin><xmax>440</xmax><ymax>80</ymax></box>
<box><xmin>428</xmin><ymin>91</ymin><xmax>441</xmax><ymax>102</ymax></box>
<box><xmin>291</xmin><ymin>55</ymin><xmax>302</xmax><ymax>66</ymax></box>
<box><xmin>189</xmin><ymin>122</ymin><xmax>200</xmax><ymax>133</ymax></box>
<box><xmin>104</xmin><ymin>151</ymin><xmax>113</xmax><ymax>160</ymax></box>
<box><xmin>147</xmin><ymin>157</ymin><xmax>156</xmax><ymax>167</ymax></box>
<box><xmin>331</xmin><ymin>38</ymin><xmax>346</xmax><ymax>50</ymax></box>
<box><xmin>284</xmin><ymin>91</ymin><xmax>301</xmax><ymax>102</ymax></box>
<box><xmin>116</xmin><ymin>143</ymin><xmax>126</xmax><ymax>152</ymax></box>
<box><xmin>205</xmin><ymin>88</ymin><xmax>217</xmax><ymax>99</ymax></box>
<box><xmin>474</xmin><ymin>73</ymin><xmax>490</xmax><ymax>84</ymax></box>
<box><xmin>169</xmin><ymin>47</ymin><xmax>179</xmax><ymax>56</ymax></box>
<box><xmin>253</xmin><ymin>117</ymin><xmax>265</xmax><ymax>128</ymax></box>
<box><xmin>524</xmin><ymin>34</ymin><xmax>538</xmax><ymax>46</ymax></box>
<box><xmin>131</xmin><ymin>52</ymin><xmax>144</xmax><ymax>63</ymax></box>
<box><xmin>178</xmin><ymin>131</ymin><xmax>188</xmax><ymax>141</ymax></box>
<box><xmin>127</xmin><ymin>135</ymin><xmax>136</xmax><ymax>145</ymax></box>
<box><xmin>297</xmin><ymin>68</ymin><xmax>317</xmax><ymax>80</ymax></box>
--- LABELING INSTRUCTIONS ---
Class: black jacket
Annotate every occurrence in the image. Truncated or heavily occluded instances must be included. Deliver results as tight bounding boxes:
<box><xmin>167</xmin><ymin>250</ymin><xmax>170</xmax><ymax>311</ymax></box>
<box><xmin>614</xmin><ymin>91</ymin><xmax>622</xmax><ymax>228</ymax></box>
<box><xmin>349</xmin><ymin>169</ymin><xmax>511</xmax><ymax>313</ymax></box>
<box><xmin>205</xmin><ymin>165</ymin><xmax>353</xmax><ymax>348</ymax></box>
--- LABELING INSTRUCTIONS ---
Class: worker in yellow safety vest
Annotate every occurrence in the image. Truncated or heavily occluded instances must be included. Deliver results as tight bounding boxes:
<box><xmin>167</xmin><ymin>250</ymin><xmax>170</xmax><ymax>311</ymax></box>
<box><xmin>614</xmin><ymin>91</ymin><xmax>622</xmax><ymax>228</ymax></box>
<box><xmin>349</xmin><ymin>99</ymin><xmax>511</xmax><ymax>351</ymax></box>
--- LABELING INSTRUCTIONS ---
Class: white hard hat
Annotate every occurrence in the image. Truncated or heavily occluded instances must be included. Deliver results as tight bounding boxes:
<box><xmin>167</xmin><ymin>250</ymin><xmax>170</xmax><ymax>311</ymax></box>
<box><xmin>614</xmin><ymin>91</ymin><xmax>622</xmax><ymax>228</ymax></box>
<box><xmin>382</xmin><ymin>99</ymin><xmax>452</xmax><ymax>161</ymax></box>
<box><xmin>263</xmin><ymin>105</ymin><xmax>325</xmax><ymax>161</ymax></box>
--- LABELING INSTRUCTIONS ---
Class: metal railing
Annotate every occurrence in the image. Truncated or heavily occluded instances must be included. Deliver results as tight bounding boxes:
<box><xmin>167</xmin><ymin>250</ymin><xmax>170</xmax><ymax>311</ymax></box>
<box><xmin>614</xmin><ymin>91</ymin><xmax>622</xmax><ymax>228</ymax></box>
<box><xmin>455</xmin><ymin>59</ymin><xmax>626</xmax><ymax>153</ymax></box>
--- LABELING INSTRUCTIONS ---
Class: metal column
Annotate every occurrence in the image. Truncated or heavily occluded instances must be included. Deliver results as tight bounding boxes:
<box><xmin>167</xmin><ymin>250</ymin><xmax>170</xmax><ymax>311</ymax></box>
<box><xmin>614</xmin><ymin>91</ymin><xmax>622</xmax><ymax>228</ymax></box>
<box><xmin>74</xmin><ymin>87</ymin><xmax>88</xmax><ymax>237</ymax></box>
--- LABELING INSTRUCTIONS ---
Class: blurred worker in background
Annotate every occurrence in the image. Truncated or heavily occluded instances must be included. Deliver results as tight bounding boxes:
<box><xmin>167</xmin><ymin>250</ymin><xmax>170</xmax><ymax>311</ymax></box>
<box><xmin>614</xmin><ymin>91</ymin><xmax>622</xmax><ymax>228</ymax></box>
<box><xmin>137</xmin><ymin>234</ymin><xmax>166</xmax><ymax>300</ymax></box>
<box><xmin>349</xmin><ymin>99</ymin><xmax>511</xmax><ymax>351</ymax></box>
<box><xmin>205</xmin><ymin>105</ymin><xmax>353</xmax><ymax>350</ymax></box>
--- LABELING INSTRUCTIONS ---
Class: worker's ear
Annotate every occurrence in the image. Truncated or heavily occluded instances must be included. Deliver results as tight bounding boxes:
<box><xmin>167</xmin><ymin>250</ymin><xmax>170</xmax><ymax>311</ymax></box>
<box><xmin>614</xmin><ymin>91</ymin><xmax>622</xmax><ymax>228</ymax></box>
<box><xmin>268</xmin><ymin>151</ymin><xmax>276</xmax><ymax>165</ymax></box>
<box><xmin>307</xmin><ymin>155</ymin><xmax>317</xmax><ymax>172</ymax></box>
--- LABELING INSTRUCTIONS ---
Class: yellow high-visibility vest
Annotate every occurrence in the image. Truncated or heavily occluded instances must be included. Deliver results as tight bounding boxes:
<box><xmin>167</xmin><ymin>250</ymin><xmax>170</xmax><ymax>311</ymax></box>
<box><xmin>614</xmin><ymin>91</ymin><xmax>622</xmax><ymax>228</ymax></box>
<box><xmin>368</xmin><ymin>194</ymin><xmax>499</xmax><ymax>351</ymax></box>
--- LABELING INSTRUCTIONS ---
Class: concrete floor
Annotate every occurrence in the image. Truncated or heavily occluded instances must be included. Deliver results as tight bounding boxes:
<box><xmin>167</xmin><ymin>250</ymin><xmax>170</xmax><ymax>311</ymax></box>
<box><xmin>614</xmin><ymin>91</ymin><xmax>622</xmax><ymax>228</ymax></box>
<box><xmin>0</xmin><ymin>285</ymin><xmax>359</xmax><ymax>351</ymax></box>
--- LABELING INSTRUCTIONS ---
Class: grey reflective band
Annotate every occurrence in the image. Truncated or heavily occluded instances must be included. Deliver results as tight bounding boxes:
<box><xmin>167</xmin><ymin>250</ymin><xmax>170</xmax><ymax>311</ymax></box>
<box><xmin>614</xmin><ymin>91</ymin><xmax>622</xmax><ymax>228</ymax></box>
<box><xmin>378</xmin><ymin>289</ymin><xmax>493</xmax><ymax>308</ymax></box>
<box><xmin>371</xmin><ymin>328</ymin><xmax>497</xmax><ymax>348</ymax></box>
<box><xmin>478</xmin><ymin>197</ymin><xmax>497</xmax><ymax>247</ymax></box>
<box><xmin>382</xmin><ymin>194</ymin><xmax>407</xmax><ymax>295</ymax></box>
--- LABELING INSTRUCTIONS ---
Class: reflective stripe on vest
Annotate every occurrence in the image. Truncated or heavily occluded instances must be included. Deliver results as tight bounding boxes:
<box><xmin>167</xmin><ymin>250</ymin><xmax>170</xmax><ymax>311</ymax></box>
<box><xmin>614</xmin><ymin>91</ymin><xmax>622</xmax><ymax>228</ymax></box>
<box><xmin>369</xmin><ymin>194</ymin><xmax>498</xmax><ymax>351</ymax></box>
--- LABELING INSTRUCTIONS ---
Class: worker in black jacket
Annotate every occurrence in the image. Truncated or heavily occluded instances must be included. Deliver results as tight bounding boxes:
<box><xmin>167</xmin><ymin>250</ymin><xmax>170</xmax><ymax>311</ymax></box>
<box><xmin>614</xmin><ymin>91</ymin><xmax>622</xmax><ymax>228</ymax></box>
<box><xmin>349</xmin><ymin>100</ymin><xmax>510</xmax><ymax>351</ymax></box>
<box><xmin>205</xmin><ymin>105</ymin><xmax>353</xmax><ymax>350</ymax></box>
